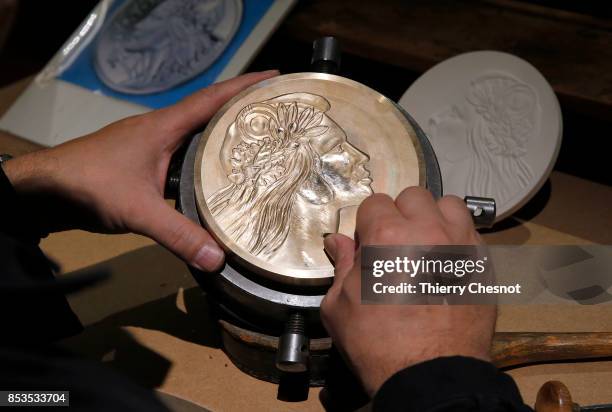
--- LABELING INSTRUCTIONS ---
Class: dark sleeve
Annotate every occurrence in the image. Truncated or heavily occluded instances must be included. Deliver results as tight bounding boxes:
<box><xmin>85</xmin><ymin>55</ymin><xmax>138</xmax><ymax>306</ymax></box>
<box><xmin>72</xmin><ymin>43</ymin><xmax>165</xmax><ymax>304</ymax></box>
<box><xmin>0</xmin><ymin>161</ymin><xmax>50</xmax><ymax>243</ymax></box>
<box><xmin>373</xmin><ymin>356</ymin><xmax>533</xmax><ymax>412</ymax></box>
<box><xmin>0</xmin><ymin>346</ymin><xmax>170</xmax><ymax>411</ymax></box>
<box><xmin>0</xmin><ymin>164</ymin><xmax>82</xmax><ymax>345</ymax></box>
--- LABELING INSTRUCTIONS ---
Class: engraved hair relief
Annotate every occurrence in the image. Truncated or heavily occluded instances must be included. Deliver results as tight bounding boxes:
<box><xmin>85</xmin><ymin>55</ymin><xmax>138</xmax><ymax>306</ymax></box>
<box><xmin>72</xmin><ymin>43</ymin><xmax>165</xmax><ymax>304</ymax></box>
<box><xmin>429</xmin><ymin>73</ymin><xmax>539</xmax><ymax>204</ymax></box>
<box><xmin>207</xmin><ymin>93</ymin><xmax>373</xmax><ymax>258</ymax></box>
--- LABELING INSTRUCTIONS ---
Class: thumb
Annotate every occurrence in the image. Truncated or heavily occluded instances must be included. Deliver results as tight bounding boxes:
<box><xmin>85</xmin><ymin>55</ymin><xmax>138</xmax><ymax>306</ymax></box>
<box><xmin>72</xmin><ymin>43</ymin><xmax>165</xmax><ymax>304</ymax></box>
<box><xmin>324</xmin><ymin>233</ymin><xmax>356</xmax><ymax>285</ymax></box>
<box><xmin>156</xmin><ymin>70</ymin><xmax>280</xmax><ymax>142</ymax></box>
<box><xmin>136</xmin><ymin>199</ymin><xmax>224</xmax><ymax>271</ymax></box>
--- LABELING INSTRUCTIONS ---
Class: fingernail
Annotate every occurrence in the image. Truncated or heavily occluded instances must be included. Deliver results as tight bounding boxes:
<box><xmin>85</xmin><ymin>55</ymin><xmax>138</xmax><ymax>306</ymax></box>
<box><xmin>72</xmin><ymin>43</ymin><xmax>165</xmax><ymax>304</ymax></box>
<box><xmin>193</xmin><ymin>243</ymin><xmax>224</xmax><ymax>272</ymax></box>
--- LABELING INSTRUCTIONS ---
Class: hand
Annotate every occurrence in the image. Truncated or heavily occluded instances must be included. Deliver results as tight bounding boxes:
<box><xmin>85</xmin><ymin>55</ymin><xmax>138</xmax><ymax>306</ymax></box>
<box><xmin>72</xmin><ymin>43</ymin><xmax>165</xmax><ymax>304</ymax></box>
<box><xmin>320</xmin><ymin>187</ymin><xmax>496</xmax><ymax>396</ymax></box>
<box><xmin>3</xmin><ymin>70</ymin><xmax>279</xmax><ymax>271</ymax></box>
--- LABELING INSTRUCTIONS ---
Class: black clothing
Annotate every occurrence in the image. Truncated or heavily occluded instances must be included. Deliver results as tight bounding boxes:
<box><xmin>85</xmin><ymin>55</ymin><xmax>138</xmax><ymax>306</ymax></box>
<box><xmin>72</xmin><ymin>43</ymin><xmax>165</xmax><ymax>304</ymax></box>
<box><xmin>0</xmin><ymin>165</ymin><xmax>82</xmax><ymax>344</ymax></box>
<box><xmin>0</xmin><ymin>346</ymin><xmax>170</xmax><ymax>412</ymax></box>
<box><xmin>373</xmin><ymin>356</ymin><xmax>532</xmax><ymax>411</ymax></box>
<box><xmin>0</xmin><ymin>165</ymin><xmax>532</xmax><ymax>411</ymax></box>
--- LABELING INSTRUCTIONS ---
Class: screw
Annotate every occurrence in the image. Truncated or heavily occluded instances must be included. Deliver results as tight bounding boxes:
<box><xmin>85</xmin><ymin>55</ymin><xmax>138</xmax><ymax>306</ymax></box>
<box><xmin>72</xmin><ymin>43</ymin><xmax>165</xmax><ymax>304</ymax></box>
<box><xmin>276</xmin><ymin>312</ymin><xmax>309</xmax><ymax>373</ymax></box>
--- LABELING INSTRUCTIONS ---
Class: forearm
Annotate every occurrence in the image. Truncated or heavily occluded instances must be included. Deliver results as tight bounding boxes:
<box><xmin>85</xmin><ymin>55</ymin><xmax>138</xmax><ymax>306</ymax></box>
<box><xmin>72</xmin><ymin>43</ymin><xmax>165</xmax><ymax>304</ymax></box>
<box><xmin>2</xmin><ymin>149</ymin><xmax>61</xmax><ymax>195</ymax></box>
<box><xmin>373</xmin><ymin>356</ymin><xmax>532</xmax><ymax>412</ymax></box>
<box><xmin>1</xmin><ymin>146</ymin><xmax>104</xmax><ymax>236</ymax></box>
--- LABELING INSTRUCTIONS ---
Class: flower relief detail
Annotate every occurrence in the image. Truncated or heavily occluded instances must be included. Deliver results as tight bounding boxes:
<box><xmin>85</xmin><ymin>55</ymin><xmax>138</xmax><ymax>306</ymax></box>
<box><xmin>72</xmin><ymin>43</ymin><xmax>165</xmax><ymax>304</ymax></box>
<box><xmin>207</xmin><ymin>93</ymin><xmax>373</xmax><ymax>259</ymax></box>
<box><xmin>428</xmin><ymin>74</ymin><xmax>540</xmax><ymax>206</ymax></box>
<box><xmin>465</xmin><ymin>74</ymin><xmax>539</xmax><ymax>203</ymax></box>
<box><xmin>226</xmin><ymin>102</ymin><xmax>328</xmax><ymax>188</ymax></box>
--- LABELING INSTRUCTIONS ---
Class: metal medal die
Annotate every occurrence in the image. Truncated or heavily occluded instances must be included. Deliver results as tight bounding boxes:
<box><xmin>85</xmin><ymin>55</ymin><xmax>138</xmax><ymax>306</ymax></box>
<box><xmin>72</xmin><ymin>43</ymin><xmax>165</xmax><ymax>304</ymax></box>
<box><xmin>176</xmin><ymin>85</ymin><xmax>441</xmax><ymax>383</ymax></box>
<box><xmin>95</xmin><ymin>0</ymin><xmax>242</xmax><ymax>94</ymax></box>
<box><xmin>174</xmin><ymin>38</ymin><xmax>490</xmax><ymax>385</ymax></box>
<box><xmin>194</xmin><ymin>73</ymin><xmax>427</xmax><ymax>288</ymax></box>
<box><xmin>172</xmin><ymin>38</ymin><xmax>442</xmax><ymax>385</ymax></box>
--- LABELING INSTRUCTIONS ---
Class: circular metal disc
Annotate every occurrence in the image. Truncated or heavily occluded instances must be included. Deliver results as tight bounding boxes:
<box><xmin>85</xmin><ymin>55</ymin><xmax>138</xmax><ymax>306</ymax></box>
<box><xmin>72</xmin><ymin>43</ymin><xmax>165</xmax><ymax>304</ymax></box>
<box><xmin>195</xmin><ymin>73</ymin><xmax>425</xmax><ymax>286</ymax></box>
<box><xmin>95</xmin><ymin>0</ymin><xmax>242</xmax><ymax>94</ymax></box>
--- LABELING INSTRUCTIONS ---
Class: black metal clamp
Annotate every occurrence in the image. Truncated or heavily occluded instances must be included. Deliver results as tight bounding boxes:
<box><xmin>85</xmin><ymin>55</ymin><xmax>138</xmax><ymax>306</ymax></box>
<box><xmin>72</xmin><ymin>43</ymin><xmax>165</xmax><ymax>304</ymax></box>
<box><xmin>276</xmin><ymin>313</ymin><xmax>310</xmax><ymax>373</ymax></box>
<box><xmin>464</xmin><ymin>196</ymin><xmax>496</xmax><ymax>228</ymax></box>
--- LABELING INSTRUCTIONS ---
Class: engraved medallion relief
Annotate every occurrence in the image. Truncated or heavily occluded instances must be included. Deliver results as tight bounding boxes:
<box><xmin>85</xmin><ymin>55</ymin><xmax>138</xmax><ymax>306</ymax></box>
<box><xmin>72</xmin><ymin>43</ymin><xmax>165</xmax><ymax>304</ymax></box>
<box><xmin>428</xmin><ymin>74</ymin><xmax>539</xmax><ymax>204</ymax></box>
<box><xmin>207</xmin><ymin>93</ymin><xmax>373</xmax><ymax>258</ymax></box>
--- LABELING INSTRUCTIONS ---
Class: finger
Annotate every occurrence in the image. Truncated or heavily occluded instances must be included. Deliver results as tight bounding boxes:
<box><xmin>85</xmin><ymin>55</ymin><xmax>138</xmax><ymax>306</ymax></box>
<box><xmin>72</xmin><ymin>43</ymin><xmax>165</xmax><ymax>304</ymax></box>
<box><xmin>156</xmin><ymin>70</ymin><xmax>280</xmax><ymax>139</ymax></box>
<box><xmin>136</xmin><ymin>199</ymin><xmax>225</xmax><ymax>271</ymax></box>
<box><xmin>324</xmin><ymin>233</ymin><xmax>356</xmax><ymax>286</ymax></box>
<box><xmin>395</xmin><ymin>186</ymin><xmax>444</xmax><ymax>223</ymax></box>
<box><xmin>437</xmin><ymin>195</ymin><xmax>478</xmax><ymax>242</ymax></box>
<box><xmin>356</xmin><ymin>193</ymin><xmax>405</xmax><ymax>244</ymax></box>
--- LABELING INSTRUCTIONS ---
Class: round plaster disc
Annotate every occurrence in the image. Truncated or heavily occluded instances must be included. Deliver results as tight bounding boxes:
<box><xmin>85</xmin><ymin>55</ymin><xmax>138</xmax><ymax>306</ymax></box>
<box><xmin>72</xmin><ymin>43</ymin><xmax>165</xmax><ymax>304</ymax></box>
<box><xmin>95</xmin><ymin>0</ymin><xmax>242</xmax><ymax>94</ymax></box>
<box><xmin>195</xmin><ymin>73</ymin><xmax>425</xmax><ymax>287</ymax></box>
<box><xmin>399</xmin><ymin>51</ymin><xmax>562</xmax><ymax>221</ymax></box>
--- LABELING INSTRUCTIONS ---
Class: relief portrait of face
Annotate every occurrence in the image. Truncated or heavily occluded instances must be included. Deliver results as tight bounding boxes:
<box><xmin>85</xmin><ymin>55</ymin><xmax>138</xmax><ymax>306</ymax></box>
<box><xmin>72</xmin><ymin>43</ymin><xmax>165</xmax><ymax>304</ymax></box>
<box><xmin>207</xmin><ymin>92</ymin><xmax>373</xmax><ymax>260</ymax></box>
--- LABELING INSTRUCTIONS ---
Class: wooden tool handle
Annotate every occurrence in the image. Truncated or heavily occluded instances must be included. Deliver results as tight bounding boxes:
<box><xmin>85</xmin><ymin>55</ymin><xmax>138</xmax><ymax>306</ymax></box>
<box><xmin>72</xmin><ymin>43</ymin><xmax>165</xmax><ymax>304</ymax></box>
<box><xmin>534</xmin><ymin>381</ymin><xmax>576</xmax><ymax>412</ymax></box>
<box><xmin>492</xmin><ymin>332</ymin><xmax>612</xmax><ymax>369</ymax></box>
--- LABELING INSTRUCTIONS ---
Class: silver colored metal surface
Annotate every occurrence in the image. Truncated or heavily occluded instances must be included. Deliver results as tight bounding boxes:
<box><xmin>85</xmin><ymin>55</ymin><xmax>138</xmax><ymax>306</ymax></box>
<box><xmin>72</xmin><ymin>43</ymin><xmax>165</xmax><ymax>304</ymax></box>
<box><xmin>464</xmin><ymin>196</ymin><xmax>496</xmax><ymax>228</ymax></box>
<box><xmin>276</xmin><ymin>313</ymin><xmax>309</xmax><ymax>373</ymax></box>
<box><xmin>176</xmin><ymin>87</ymin><xmax>442</xmax><ymax>385</ymax></box>
<box><xmin>95</xmin><ymin>0</ymin><xmax>242</xmax><ymax>94</ymax></box>
<box><xmin>178</xmin><ymin>109</ymin><xmax>440</xmax><ymax>320</ymax></box>
<box><xmin>207</xmin><ymin>93</ymin><xmax>374</xmax><ymax>258</ymax></box>
<box><xmin>195</xmin><ymin>73</ymin><xmax>425</xmax><ymax>287</ymax></box>
<box><xmin>179</xmin><ymin>133</ymin><xmax>324</xmax><ymax>324</ymax></box>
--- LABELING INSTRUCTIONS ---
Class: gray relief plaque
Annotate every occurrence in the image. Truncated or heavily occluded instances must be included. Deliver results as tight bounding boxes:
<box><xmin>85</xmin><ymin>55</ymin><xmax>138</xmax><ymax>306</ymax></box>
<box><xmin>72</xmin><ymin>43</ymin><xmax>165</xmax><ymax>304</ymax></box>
<box><xmin>95</xmin><ymin>0</ymin><xmax>243</xmax><ymax>94</ymax></box>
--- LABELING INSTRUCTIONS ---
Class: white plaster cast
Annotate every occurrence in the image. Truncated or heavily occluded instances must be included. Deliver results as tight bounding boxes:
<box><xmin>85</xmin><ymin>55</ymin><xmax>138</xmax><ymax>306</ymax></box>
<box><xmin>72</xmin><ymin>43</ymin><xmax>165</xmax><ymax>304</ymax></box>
<box><xmin>399</xmin><ymin>51</ymin><xmax>562</xmax><ymax>221</ymax></box>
